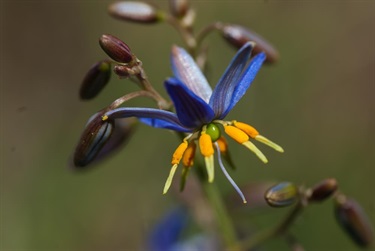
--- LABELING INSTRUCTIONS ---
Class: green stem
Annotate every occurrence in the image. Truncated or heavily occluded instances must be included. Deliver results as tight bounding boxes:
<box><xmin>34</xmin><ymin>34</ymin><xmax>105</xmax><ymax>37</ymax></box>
<box><xmin>203</xmin><ymin>180</ymin><xmax>241</xmax><ymax>250</ymax></box>
<box><xmin>239</xmin><ymin>201</ymin><xmax>305</xmax><ymax>250</ymax></box>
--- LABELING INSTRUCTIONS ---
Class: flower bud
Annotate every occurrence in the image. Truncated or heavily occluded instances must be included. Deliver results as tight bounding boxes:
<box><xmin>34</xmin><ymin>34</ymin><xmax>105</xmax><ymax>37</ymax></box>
<box><xmin>220</xmin><ymin>24</ymin><xmax>279</xmax><ymax>63</ymax></box>
<box><xmin>265</xmin><ymin>182</ymin><xmax>298</xmax><ymax>207</ymax></box>
<box><xmin>80</xmin><ymin>60</ymin><xmax>111</xmax><ymax>100</ymax></box>
<box><xmin>335</xmin><ymin>195</ymin><xmax>374</xmax><ymax>247</ymax></box>
<box><xmin>73</xmin><ymin>112</ymin><xmax>114</xmax><ymax>168</ymax></box>
<box><xmin>169</xmin><ymin>0</ymin><xmax>189</xmax><ymax>18</ymax></box>
<box><xmin>307</xmin><ymin>178</ymin><xmax>338</xmax><ymax>202</ymax></box>
<box><xmin>99</xmin><ymin>34</ymin><xmax>134</xmax><ymax>63</ymax></box>
<box><xmin>108</xmin><ymin>1</ymin><xmax>163</xmax><ymax>24</ymax></box>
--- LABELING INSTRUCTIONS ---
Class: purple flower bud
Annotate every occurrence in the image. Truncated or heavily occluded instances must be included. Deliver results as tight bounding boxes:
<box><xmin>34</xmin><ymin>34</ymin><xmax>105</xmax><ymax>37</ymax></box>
<box><xmin>73</xmin><ymin>112</ymin><xmax>114</xmax><ymax>168</ymax></box>
<box><xmin>265</xmin><ymin>182</ymin><xmax>298</xmax><ymax>207</ymax></box>
<box><xmin>220</xmin><ymin>24</ymin><xmax>279</xmax><ymax>63</ymax></box>
<box><xmin>307</xmin><ymin>178</ymin><xmax>338</xmax><ymax>202</ymax></box>
<box><xmin>99</xmin><ymin>34</ymin><xmax>134</xmax><ymax>63</ymax></box>
<box><xmin>169</xmin><ymin>0</ymin><xmax>189</xmax><ymax>18</ymax></box>
<box><xmin>335</xmin><ymin>195</ymin><xmax>374</xmax><ymax>247</ymax></box>
<box><xmin>80</xmin><ymin>60</ymin><xmax>111</xmax><ymax>100</ymax></box>
<box><xmin>108</xmin><ymin>1</ymin><xmax>162</xmax><ymax>24</ymax></box>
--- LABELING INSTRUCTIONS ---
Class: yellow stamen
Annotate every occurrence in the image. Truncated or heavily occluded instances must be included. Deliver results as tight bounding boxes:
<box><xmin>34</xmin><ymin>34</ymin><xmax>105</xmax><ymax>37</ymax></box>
<box><xmin>163</xmin><ymin>164</ymin><xmax>178</xmax><ymax>194</ymax></box>
<box><xmin>243</xmin><ymin>141</ymin><xmax>268</xmax><ymax>163</ymax></box>
<box><xmin>224</xmin><ymin>125</ymin><xmax>249</xmax><ymax>144</ymax></box>
<box><xmin>255</xmin><ymin>135</ymin><xmax>284</xmax><ymax>153</ymax></box>
<box><xmin>180</xmin><ymin>166</ymin><xmax>190</xmax><ymax>192</ymax></box>
<box><xmin>199</xmin><ymin>133</ymin><xmax>214</xmax><ymax>157</ymax></box>
<box><xmin>102</xmin><ymin>115</ymin><xmax>109</xmax><ymax>121</ymax></box>
<box><xmin>199</xmin><ymin>133</ymin><xmax>214</xmax><ymax>182</ymax></box>
<box><xmin>216</xmin><ymin>136</ymin><xmax>228</xmax><ymax>153</ymax></box>
<box><xmin>205</xmin><ymin>155</ymin><xmax>214</xmax><ymax>183</ymax></box>
<box><xmin>233</xmin><ymin>121</ymin><xmax>259</xmax><ymax>138</ymax></box>
<box><xmin>182</xmin><ymin>141</ymin><xmax>196</xmax><ymax>167</ymax></box>
<box><xmin>171</xmin><ymin>141</ymin><xmax>188</xmax><ymax>165</ymax></box>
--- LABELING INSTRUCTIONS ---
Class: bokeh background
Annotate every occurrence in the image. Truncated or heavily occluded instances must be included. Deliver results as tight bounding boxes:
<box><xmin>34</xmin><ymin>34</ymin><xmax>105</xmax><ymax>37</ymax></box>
<box><xmin>1</xmin><ymin>0</ymin><xmax>374</xmax><ymax>250</ymax></box>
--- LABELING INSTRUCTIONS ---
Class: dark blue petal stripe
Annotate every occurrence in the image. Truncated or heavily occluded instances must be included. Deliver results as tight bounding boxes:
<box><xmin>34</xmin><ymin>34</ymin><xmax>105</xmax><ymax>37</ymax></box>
<box><xmin>171</xmin><ymin>46</ymin><xmax>212</xmax><ymax>103</ymax></box>
<box><xmin>104</xmin><ymin>107</ymin><xmax>190</xmax><ymax>132</ymax></box>
<box><xmin>209</xmin><ymin>42</ymin><xmax>253</xmax><ymax>118</ymax></box>
<box><xmin>165</xmin><ymin>78</ymin><xmax>215</xmax><ymax>129</ymax></box>
<box><xmin>220</xmin><ymin>52</ymin><xmax>266</xmax><ymax>118</ymax></box>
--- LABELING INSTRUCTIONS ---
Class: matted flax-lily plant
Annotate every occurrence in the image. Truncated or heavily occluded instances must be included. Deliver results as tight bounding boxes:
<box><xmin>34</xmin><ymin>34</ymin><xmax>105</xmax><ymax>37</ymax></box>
<box><xmin>72</xmin><ymin>1</ymin><xmax>374</xmax><ymax>250</ymax></box>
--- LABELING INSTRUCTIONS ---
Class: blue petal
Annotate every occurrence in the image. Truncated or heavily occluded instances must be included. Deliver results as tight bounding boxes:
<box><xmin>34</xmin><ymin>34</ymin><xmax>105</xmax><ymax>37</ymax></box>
<box><xmin>147</xmin><ymin>207</ymin><xmax>188</xmax><ymax>251</ymax></box>
<box><xmin>221</xmin><ymin>52</ymin><xmax>266</xmax><ymax>118</ymax></box>
<box><xmin>209</xmin><ymin>42</ymin><xmax>253</xmax><ymax>118</ymax></box>
<box><xmin>165</xmin><ymin>77</ymin><xmax>215</xmax><ymax>128</ymax></box>
<box><xmin>104</xmin><ymin>107</ymin><xmax>190</xmax><ymax>132</ymax></box>
<box><xmin>139</xmin><ymin>118</ymin><xmax>191</xmax><ymax>132</ymax></box>
<box><xmin>170</xmin><ymin>46</ymin><xmax>212</xmax><ymax>103</ymax></box>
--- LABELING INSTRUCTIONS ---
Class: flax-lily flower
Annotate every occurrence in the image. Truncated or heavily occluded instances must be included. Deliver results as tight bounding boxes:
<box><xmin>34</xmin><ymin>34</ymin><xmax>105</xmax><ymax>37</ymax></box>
<box><xmin>102</xmin><ymin>42</ymin><xmax>283</xmax><ymax>203</ymax></box>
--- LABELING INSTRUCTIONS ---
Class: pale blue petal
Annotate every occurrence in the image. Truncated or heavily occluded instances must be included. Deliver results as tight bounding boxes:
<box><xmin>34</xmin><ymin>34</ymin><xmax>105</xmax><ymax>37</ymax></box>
<box><xmin>170</xmin><ymin>46</ymin><xmax>212</xmax><ymax>103</ymax></box>
<box><xmin>209</xmin><ymin>42</ymin><xmax>253</xmax><ymax>118</ymax></box>
<box><xmin>165</xmin><ymin>78</ymin><xmax>215</xmax><ymax>129</ymax></box>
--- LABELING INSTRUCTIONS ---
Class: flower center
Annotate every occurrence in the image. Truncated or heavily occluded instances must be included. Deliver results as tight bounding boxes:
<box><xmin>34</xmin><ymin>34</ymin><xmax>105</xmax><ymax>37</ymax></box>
<box><xmin>205</xmin><ymin>123</ymin><xmax>221</xmax><ymax>142</ymax></box>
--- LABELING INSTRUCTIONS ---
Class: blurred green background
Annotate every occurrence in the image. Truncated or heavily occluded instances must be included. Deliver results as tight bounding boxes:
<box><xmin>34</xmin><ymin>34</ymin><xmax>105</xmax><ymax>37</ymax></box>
<box><xmin>1</xmin><ymin>0</ymin><xmax>374</xmax><ymax>250</ymax></box>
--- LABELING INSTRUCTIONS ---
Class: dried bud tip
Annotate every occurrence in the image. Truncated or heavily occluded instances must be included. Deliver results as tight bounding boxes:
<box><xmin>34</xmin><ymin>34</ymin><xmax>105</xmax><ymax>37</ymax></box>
<box><xmin>169</xmin><ymin>0</ymin><xmax>189</xmax><ymax>18</ymax></box>
<box><xmin>80</xmin><ymin>60</ymin><xmax>111</xmax><ymax>100</ymax></box>
<box><xmin>99</xmin><ymin>34</ymin><xmax>134</xmax><ymax>64</ymax></box>
<box><xmin>108</xmin><ymin>1</ymin><xmax>163</xmax><ymax>24</ymax></box>
<box><xmin>307</xmin><ymin>178</ymin><xmax>338</xmax><ymax>202</ymax></box>
<box><xmin>73</xmin><ymin>112</ymin><xmax>114</xmax><ymax>168</ymax></box>
<box><xmin>265</xmin><ymin>182</ymin><xmax>298</xmax><ymax>208</ymax></box>
<box><xmin>220</xmin><ymin>24</ymin><xmax>279</xmax><ymax>64</ymax></box>
<box><xmin>335</xmin><ymin>195</ymin><xmax>374</xmax><ymax>247</ymax></box>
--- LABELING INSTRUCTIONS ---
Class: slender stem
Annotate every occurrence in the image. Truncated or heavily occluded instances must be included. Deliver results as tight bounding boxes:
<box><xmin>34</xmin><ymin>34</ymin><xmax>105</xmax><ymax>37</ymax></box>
<box><xmin>196</xmin><ymin>22</ymin><xmax>223</xmax><ymax>48</ymax></box>
<box><xmin>165</xmin><ymin>15</ymin><xmax>197</xmax><ymax>55</ymax></box>
<box><xmin>135</xmin><ymin>69</ymin><xmax>170</xmax><ymax>110</ymax></box>
<box><xmin>239</xmin><ymin>201</ymin><xmax>305</xmax><ymax>250</ymax></box>
<box><xmin>203</xmin><ymin>180</ymin><xmax>242</xmax><ymax>250</ymax></box>
<box><xmin>106</xmin><ymin>90</ymin><xmax>159</xmax><ymax>111</ymax></box>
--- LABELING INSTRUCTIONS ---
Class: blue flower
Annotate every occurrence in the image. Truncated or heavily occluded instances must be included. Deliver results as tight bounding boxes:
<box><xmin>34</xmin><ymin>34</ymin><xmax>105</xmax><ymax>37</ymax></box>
<box><xmin>102</xmin><ymin>42</ymin><xmax>283</xmax><ymax>202</ymax></box>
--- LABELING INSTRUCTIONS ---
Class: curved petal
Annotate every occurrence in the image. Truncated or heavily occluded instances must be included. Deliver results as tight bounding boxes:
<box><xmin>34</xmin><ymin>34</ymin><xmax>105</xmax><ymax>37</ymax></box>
<box><xmin>219</xmin><ymin>52</ymin><xmax>266</xmax><ymax>119</ymax></box>
<box><xmin>139</xmin><ymin>118</ymin><xmax>191</xmax><ymax>132</ymax></box>
<box><xmin>171</xmin><ymin>45</ymin><xmax>212</xmax><ymax>103</ymax></box>
<box><xmin>165</xmin><ymin>78</ymin><xmax>215</xmax><ymax>129</ymax></box>
<box><xmin>104</xmin><ymin>107</ymin><xmax>190</xmax><ymax>132</ymax></box>
<box><xmin>209</xmin><ymin>42</ymin><xmax>253</xmax><ymax>118</ymax></box>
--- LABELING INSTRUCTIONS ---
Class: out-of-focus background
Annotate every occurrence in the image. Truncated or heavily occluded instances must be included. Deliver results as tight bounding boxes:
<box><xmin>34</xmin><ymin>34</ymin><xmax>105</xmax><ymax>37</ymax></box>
<box><xmin>1</xmin><ymin>0</ymin><xmax>374</xmax><ymax>250</ymax></box>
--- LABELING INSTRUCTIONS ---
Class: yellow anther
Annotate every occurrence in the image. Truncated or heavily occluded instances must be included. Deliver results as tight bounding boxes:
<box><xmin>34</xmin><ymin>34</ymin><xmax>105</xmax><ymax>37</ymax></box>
<box><xmin>255</xmin><ymin>135</ymin><xmax>284</xmax><ymax>153</ymax></box>
<box><xmin>163</xmin><ymin>164</ymin><xmax>178</xmax><ymax>194</ymax></box>
<box><xmin>171</xmin><ymin>141</ymin><xmax>188</xmax><ymax>165</ymax></box>
<box><xmin>224</xmin><ymin>125</ymin><xmax>249</xmax><ymax>144</ymax></box>
<box><xmin>182</xmin><ymin>142</ymin><xmax>196</xmax><ymax>167</ymax></box>
<box><xmin>216</xmin><ymin>136</ymin><xmax>228</xmax><ymax>153</ymax></box>
<box><xmin>199</xmin><ymin>133</ymin><xmax>214</xmax><ymax>157</ymax></box>
<box><xmin>233</xmin><ymin>121</ymin><xmax>259</xmax><ymax>138</ymax></box>
<box><xmin>102</xmin><ymin>115</ymin><xmax>109</xmax><ymax>121</ymax></box>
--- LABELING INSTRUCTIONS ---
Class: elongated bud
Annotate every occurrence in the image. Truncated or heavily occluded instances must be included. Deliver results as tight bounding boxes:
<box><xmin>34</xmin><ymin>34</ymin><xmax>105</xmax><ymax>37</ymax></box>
<box><xmin>99</xmin><ymin>34</ymin><xmax>134</xmax><ymax>63</ymax></box>
<box><xmin>335</xmin><ymin>195</ymin><xmax>374</xmax><ymax>247</ymax></box>
<box><xmin>80</xmin><ymin>60</ymin><xmax>111</xmax><ymax>100</ymax></box>
<box><xmin>169</xmin><ymin>0</ymin><xmax>189</xmax><ymax>18</ymax></box>
<box><xmin>108</xmin><ymin>1</ymin><xmax>163</xmax><ymax>24</ymax></box>
<box><xmin>220</xmin><ymin>24</ymin><xmax>279</xmax><ymax>63</ymax></box>
<box><xmin>73</xmin><ymin>112</ymin><xmax>114</xmax><ymax>168</ymax></box>
<box><xmin>265</xmin><ymin>182</ymin><xmax>298</xmax><ymax>207</ymax></box>
<box><xmin>307</xmin><ymin>178</ymin><xmax>338</xmax><ymax>202</ymax></box>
